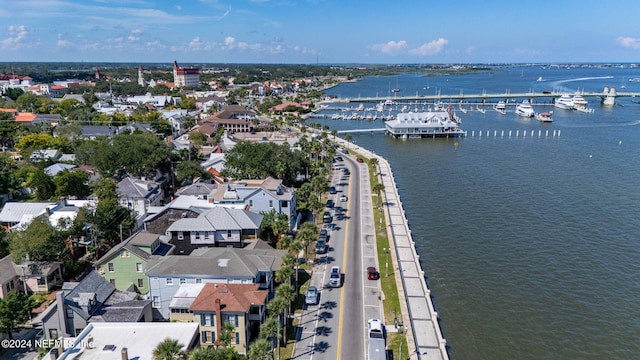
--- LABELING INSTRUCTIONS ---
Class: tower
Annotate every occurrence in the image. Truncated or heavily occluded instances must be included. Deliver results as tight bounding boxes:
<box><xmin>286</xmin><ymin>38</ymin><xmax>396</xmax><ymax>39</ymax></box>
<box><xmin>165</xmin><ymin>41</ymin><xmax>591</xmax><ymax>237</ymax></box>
<box><xmin>138</xmin><ymin>66</ymin><xmax>146</xmax><ymax>87</ymax></box>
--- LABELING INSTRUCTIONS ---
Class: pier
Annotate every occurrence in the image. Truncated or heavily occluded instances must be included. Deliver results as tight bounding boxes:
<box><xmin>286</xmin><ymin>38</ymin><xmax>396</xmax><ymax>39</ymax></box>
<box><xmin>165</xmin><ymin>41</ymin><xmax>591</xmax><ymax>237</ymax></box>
<box><xmin>329</xmin><ymin>87</ymin><xmax>640</xmax><ymax>106</ymax></box>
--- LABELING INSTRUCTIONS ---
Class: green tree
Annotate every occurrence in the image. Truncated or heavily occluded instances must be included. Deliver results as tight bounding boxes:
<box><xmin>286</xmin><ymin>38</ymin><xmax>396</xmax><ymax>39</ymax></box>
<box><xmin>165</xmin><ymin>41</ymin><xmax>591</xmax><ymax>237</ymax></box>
<box><xmin>28</xmin><ymin>169</ymin><xmax>56</xmax><ymax>201</ymax></box>
<box><xmin>372</xmin><ymin>182</ymin><xmax>386</xmax><ymax>208</ymax></box>
<box><xmin>275</xmin><ymin>283</ymin><xmax>295</xmax><ymax>344</ymax></box>
<box><xmin>266</xmin><ymin>298</ymin><xmax>286</xmax><ymax>360</ymax></box>
<box><xmin>8</xmin><ymin>217</ymin><xmax>66</xmax><ymax>262</ymax></box>
<box><xmin>218</xmin><ymin>321</ymin><xmax>236</xmax><ymax>348</ymax></box>
<box><xmin>247</xmin><ymin>338</ymin><xmax>272</xmax><ymax>360</ymax></box>
<box><xmin>54</xmin><ymin>170</ymin><xmax>91</xmax><ymax>198</ymax></box>
<box><xmin>0</xmin><ymin>291</ymin><xmax>34</xmax><ymax>339</ymax></box>
<box><xmin>344</xmin><ymin>134</ymin><xmax>352</xmax><ymax>150</ymax></box>
<box><xmin>152</xmin><ymin>337</ymin><xmax>185</xmax><ymax>360</ymax></box>
<box><xmin>176</xmin><ymin>161</ymin><xmax>207</xmax><ymax>184</ymax></box>
<box><xmin>93</xmin><ymin>197</ymin><xmax>135</xmax><ymax>250</ymax></box>
<box><xmin>294</xmin><ymin>222</ymin><xmax>317</xmax><ymax>260</ymax></box>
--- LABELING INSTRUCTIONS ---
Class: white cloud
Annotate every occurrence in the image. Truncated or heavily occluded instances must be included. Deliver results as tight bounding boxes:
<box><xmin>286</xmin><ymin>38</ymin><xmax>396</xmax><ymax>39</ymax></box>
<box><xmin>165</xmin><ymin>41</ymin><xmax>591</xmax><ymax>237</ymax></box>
<box><xmin>371</xmin><ymin>40</ymin><xmax>408</xmax><ymax>55</ymax></box>
<box><xmin>408</xmin><ymin>38</ymin><xmax>448</xmax><ymax>56</ymax></box>
<box><xmin>189</xmin><ymin>36</ymin><xmax>204</xmax><ymax>50</ymax></box>
<box><xmin>616</xmin><ymin>36</ymin><xmax>640</xmax><ymax>49</ymax></box>
<box><xmin>225</xmin><ymin>36</ymin><xmax>235</xmax><ymax>46</ymax></box>
<box><xmin>237</xmin><ymin>41</ymin><xmax>261</xmax><ymax>50</ymax></box>
<box><xmin>2</xmin><ymin>25</ymin><xmax>29</xmax><ymax>48</ymax></box>
<box><xmin>57</xmin><ymin>34</ymin><xmax>71</xmax><ymax>47</ymax></box>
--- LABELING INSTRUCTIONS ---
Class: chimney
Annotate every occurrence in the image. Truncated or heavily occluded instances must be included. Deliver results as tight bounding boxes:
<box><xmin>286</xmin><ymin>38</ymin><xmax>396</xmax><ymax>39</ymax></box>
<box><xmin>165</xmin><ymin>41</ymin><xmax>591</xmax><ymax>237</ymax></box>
<box><xmin>55</xmin><ymin>291</ymin><xmax>69</xmax><ymax>337</ymax></box>
<box><xmin>214</xmin><ymin>298</ymin><xmax>223</xmax><ymax>347</ymax></box>
<box><xmin>121</xmin><ymin>347</ymin><xmax>128</xmax><ymax>360</ymax></box>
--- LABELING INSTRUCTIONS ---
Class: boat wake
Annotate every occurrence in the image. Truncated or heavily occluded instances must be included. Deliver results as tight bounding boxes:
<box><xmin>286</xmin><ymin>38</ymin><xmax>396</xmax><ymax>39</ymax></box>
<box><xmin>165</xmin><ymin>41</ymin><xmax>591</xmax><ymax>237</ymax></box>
<box><xmin>559</xmin><ymin>119</ymin><xmax>640</xmax><ymax>128</ymax></box>
<box><xmin>548</xmin><ymin>76</ymin><xmax>615</xmax><ymax>91</ymax></box>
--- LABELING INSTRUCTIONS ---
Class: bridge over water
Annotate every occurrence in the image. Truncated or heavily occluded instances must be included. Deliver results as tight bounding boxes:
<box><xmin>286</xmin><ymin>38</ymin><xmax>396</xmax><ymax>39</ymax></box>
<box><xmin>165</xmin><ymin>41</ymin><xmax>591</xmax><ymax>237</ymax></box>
<box><xmin>330</xmin><ymin>87</ymin><xmax>640</xmax><ymax>106</ymax></box>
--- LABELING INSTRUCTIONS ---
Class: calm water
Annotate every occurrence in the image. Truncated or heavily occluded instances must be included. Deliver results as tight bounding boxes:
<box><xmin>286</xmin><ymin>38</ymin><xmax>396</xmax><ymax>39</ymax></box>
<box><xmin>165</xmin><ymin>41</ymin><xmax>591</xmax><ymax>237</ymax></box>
<box><xmin>318</xmin><ymin>66</ymin><xmax>640</xmax><ymax>360</ymax></box>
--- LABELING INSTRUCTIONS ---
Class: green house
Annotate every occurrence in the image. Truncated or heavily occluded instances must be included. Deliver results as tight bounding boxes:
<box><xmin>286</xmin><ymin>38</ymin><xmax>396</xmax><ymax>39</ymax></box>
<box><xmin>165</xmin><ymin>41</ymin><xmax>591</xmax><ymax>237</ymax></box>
<box><xmin>94</xmin><ymin>232</ymin><xmax>174</xmax><ymax>294</ymax></box>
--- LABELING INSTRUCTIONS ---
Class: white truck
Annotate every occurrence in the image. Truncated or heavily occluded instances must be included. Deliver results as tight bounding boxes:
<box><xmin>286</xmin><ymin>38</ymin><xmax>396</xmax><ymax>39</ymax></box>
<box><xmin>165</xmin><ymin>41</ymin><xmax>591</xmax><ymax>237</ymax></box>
<box><xmin>368</xmin><ymin>318</ymin><xmax>387</xmax><ymax>360</ymax></box>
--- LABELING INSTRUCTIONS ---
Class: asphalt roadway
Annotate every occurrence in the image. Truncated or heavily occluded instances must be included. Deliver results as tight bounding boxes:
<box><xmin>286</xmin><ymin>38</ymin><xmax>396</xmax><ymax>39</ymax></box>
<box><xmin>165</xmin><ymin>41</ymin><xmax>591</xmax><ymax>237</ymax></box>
<box><xmin>291</xmin><ymin>153</ymin><xmax>384</xmax><ymax>360</ymax></box>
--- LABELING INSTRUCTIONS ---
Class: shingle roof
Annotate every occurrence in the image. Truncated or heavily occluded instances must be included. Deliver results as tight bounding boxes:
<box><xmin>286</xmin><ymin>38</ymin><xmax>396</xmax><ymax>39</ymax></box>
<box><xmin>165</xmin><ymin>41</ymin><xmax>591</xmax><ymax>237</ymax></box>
<box><xmin>44</xmin><ymin>163</ymin><xmax>76</xmax><ymax>176</ymax></box>
<box><xmin>94</xmin><ymin>232</ymin><xmax>163</xmax><ymax>266</ymax></box>
<box><xmin>165</xmin><ymin>207</ymin><xmax>262</xmax><ymax>232</ymax></box>
<box><xmin>117</xmin><ymin>177</ymin><xmax>159</xmax><ymax>198</ymax></box>
<box><xmin>145</xmin><ymin>247</ymin><xmax>286</xmax><ymax>277</ymax></box>
<box><xmin>64</xmin><ymin>270</ymin><xmax>115</xmax><ymax>320</ymax></box>
<box><xmin>189</xmin><ymin>283</ymin><xmax>267</xmax><ymax>312</ymax></box>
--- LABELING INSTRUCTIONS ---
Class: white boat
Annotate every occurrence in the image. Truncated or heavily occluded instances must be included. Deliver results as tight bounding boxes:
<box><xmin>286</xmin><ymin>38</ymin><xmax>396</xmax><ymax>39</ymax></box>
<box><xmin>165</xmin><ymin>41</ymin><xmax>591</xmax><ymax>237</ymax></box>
<box><xmin>535</xmin><ymin>111</ymin><xmax>553</xmax><ymax>122</ymax></box>
<box><xmin>515</xmin><ymin>100</ymin><xmax>535</xmax><ymax>117</ymax></box>
<box><xmin>572</xmin><ymin>93</ymin><xmax>588</xmax><ymax>109</ymax></box>
<box><xmin>494</xmin><ymin>101</ymin><xmax>506</xmax><ymax>114</ymax></box>
<box><xmin>554</xmin><ymin>94</ymin><xmax>574</xmax><ymax>110</ymax></box>
<box><xmin>385</xmin><ymin>110</ymin><xmax>464</xmax><ymax>138</ymax></box>
<box><xmin>536</xmin><ymin>77</ymin><xmax>543</xmax><ymax>82</ymax></box>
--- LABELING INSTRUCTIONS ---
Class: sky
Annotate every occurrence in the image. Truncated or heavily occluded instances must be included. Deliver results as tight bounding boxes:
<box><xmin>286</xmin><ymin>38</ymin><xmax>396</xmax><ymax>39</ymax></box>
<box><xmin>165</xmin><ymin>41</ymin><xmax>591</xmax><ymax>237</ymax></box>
<box><xmin>1</xmin><ymin>0</ymin><xmax>640</xmax><ymax>64</ymax></box>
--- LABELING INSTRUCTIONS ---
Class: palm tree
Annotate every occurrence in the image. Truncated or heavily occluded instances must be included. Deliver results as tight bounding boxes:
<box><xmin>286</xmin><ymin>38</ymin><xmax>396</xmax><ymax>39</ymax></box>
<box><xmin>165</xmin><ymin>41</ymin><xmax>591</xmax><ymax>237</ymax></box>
<box><xmin>276</xmin><ymin>265</ymin><xmax>294</xmax><ymax>286</ymax></box>
<box><xmin>275</xmin><ymin>283</ymin><xmax>296</xmax><ymax>344</ymax></box>
<box><xmin>295</xmin><ymin>222</ymin><xmax>318</xmax><ymax>259</ymax></box>
<box><xmin>218</xmin><ymin>322</ymin><xmax>236</xmax><ymax>349</ymax></box>
<box><xmin>267</xmin><ymin>297</ymin><xmax>287</xmax><ymax>360</ymax></box>
<box><xmin>344</xmin><ymin>134</ymin><xmax>352</xmax><ymax>150</ymax></box>
<box><xmin>372</xmin><ymin>182</ymin><xmax>386</xmax><ymax>208</ymax></box>
<box><xmin>153</xmin><ymin>337</ymin><xmax>185</xmax><ymax>360</ymax></box>
<box><xmin>289</xmin><ymin>240</ymin><xmax>304</xmax><ymax>288</ymax></box>
<box><xmin>248</xmin><ymin>338</ymin><xmax>273</xmax><ymax>360</ymax></box>
<box><xmin>369</xmin><ymin>157</ymin><xmax>379</xmax><ymax>176</ymax></box>
<box><xmin>331</xmin><ymin>129</ymin><xmax>337</xmax><ymax>140</ymax></box>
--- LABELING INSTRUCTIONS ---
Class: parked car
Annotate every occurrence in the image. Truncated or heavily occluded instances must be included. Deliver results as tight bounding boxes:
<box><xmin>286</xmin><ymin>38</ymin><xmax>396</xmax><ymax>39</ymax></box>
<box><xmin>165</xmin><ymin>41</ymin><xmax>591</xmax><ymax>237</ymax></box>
<box><xmin>367</xmin><ymin>267</ymin><xmax>379</xmax><ymax>280</ymax></box>
<box><xmin>319</xmin><ymin>229</ymin><xmax>329</xmax><ymax>242</ymax></box>
<box><xmin>343</xmin><ymin>168</ymin><xmax>350</xmax><ymax>176</ymax></box>
<box><xmin>315</xmin><ymin>240</ymin><xmax>327</xmax><ymax>254</ymax></box>
<box><xmin>323</xmin><ymin>211</ymin><xmax>333</xmax><ymax>223</ymax></box>
<box><xmin>339</xmin><ymin>194</ymin><xmax>348</xmax><ymax>202</ymax></box>
<box><xmin>329</xmin><ymin>186</ymin><xmax>337</xmax><ymax>194</ymax></box>
<box><xmin>335</xmin><ymin>156</ymin><xmax>343</xmax><ymax>162</ymax></box>
<box><xmin>356</xmin><ymin>157</ymin><xmax>364</xmax><ymax>163</ymax></box>
<box><xmin>305</xmin><ymin>285</ymin><xmax>319</xmax><ymax>305</ymax></box>
<box><xmin>329</xmin><ymin>266</ymin><xmax>342</xmax><ymax>287</ymax></box>
<box><xmin>326</xmin><ymin>199</ymin><xmax>335</xmax><ymax>208</ymax></box>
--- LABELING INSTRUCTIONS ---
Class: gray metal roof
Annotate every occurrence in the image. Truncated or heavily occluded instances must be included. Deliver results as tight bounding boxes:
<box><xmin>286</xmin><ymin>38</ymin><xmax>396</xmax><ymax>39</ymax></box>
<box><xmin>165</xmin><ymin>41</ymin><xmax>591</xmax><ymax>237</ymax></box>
<box><xmin>0</xmin><ymin>202</ymin><xmax>54</xmax><ymax>223</ymax></box>
<box><xmin>165</xmin><ymin>207</ymin><xmax>262</xmax><ymax>232</ymax></box>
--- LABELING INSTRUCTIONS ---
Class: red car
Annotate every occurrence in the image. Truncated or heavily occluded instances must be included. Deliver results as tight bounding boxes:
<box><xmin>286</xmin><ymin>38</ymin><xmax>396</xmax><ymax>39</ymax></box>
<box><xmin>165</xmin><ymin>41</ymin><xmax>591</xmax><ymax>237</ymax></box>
<box><xmin>367</xmin><ymin>267</ymin><xmax>379</xmax><ymax>280</ymax></box>
<box><xmin>356</xmin><ymin>158</ymin><xmax>364</xmax><ymax>163</ymax></box>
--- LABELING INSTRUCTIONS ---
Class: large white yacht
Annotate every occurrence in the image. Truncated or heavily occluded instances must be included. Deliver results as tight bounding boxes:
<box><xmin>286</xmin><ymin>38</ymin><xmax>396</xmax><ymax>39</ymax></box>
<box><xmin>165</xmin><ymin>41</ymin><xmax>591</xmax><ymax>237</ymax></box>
<box><xmin>572</xmin><ymin>93</ymin><xmax>588</xmax><ymax>109</ymax></box>
<box><xmin>554</xmin><ymin>94</ymin><xmax>574</xmax><ymax>110</ymax></box>
<box><xmin>515</xmin><ymin>100</ymin><xmax>535</xmax><ymax>117</ymax></box>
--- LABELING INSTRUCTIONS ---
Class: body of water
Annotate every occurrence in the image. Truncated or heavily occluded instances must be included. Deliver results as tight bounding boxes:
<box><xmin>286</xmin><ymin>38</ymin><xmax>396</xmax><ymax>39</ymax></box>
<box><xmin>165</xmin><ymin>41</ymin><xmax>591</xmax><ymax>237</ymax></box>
<box><xmin>315</xmin><ymin>66</ymin><xmax>640</xmax><ymax>359</ymax></box>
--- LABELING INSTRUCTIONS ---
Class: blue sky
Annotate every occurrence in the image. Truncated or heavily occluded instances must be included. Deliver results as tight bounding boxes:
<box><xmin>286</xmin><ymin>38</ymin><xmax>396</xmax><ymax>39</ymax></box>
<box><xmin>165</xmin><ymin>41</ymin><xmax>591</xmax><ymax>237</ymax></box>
<box><xmin>1</xmin><ymin>0</ymin><xmax>640</xmax><ymax>64</ymax></box>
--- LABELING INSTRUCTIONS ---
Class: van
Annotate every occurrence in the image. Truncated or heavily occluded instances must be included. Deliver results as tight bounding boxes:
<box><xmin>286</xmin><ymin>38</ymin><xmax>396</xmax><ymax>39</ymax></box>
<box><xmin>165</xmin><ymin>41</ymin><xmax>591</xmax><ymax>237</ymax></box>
<box><xmin>329</xmin><ymin>266</ymin><xmax>341</xmax><ymax>287</ymax></box>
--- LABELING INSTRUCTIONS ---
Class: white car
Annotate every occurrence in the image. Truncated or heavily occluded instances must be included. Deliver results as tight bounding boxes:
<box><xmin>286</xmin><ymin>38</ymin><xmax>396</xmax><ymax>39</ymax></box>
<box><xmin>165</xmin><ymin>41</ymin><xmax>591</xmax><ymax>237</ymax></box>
<box><xmin>339</xmin><ymin>194</ymin><xmax>348</xmax><ymax>202</ymax></box>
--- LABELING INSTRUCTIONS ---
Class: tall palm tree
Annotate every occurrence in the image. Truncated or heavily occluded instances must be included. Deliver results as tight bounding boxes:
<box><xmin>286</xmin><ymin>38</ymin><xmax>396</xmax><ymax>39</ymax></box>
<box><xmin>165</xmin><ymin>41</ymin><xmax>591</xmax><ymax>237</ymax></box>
<box><xmin>295</xmin><ymin>222</ymin><xmax>318</xmax><ymax>259</ymax></box>
<box><xmin>372</xmin><ymin>182</ymin><xmax>386</xmax><ymax>208</ymax></box>
<box><xmin>289</xmin><ymin>240</ymin><xmax>304</xmax><ymax>288</ymax></box>
<box><xmin>275</xmin><ymin>283</ymin><xmax>296</xmax><ymax>344</ymax></box>
<box><xmin>344</xmin><ymin>134</ymin><xmax>352</xmax><ymax>150</ymax></box>
<box><xmin>153</xmin><ymin>337</ymin><xmax>184</xmax><ymax>360</ymax></box>
<box><xmin>218</xmin><ymin>322</ymin><xmax>236</xmax><ymax>349</ymax></box>
<box><xmin>276</xmin><ymin>265</ymin><xmax>294</xmax><ymax>286</ymax></box>
<box><xmin>248</xmin><ymin>338</ymin><xmax>273</xmax><ymax>360</ymax></box>
<box><xmin>267</xmin><ymin>297</ymin><xmax>287</xmax><ymax>360</ymax></box>
<box><xmin>369</xmin><ymin>157</ymin><xmax>379</xmax><ymax>176</ymax></box>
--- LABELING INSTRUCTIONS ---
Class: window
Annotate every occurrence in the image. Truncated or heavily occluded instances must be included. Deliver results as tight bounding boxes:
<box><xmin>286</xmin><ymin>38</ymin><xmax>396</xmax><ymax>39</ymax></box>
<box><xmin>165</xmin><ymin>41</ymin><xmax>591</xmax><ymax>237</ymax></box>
<box><xmin>195</xmin><ymin>278</ymin><xmax>202</xmax><ymax>284</ymax></box>
<box><xmin>75</xmin><ymin>328</ymin><xmax>83</xmax><ymax>336</ymax></box>
<box><xmin>66</xmin><ymin>309</ymin><xmax>74</xmax><ymax>318</ymax></box>
<box><xmin>108</xmin><ymin>263</ymin><xmax>114</xmax><ymax>272</ymax></box>
<box><xmin>269</xmin><ymin>200</ymin><xmax>273</xmax><ymax>207</ymax></box>
<box><xmin>137</xmin><ymin>279</ymin><xmax>144</xmax><ymax>288</ymax></box>
<box><xmin>227</xmin><ymin>230</ymin><xmax>232</xmax><ymax>238</ymax></box>
<box><xmin>109</xmin><ymin>279</ymin><xmax>115</xmax><ymax>286</ymax></box>
<box><xmin>180</xmin><ymin>278</ymin><xmax>186</xmax><ymax>284</ymax></box>
<box><xmin>201</xmin><ymin>331</ymin><xmax>209</xmax><ymax>343</ymax></box>
<box><xmin>121</xmin><ymin>251</ymin><xmax>129</xmax><ymax>258</ymax></box>
<box><xmin>249</xmin><ymin>200</ymin><xmax>253</xmax><ymax>207</ymax></box>
<box><xmin>166</xmin><ymin>278</ymin><xmax>173</xmax><ymax>285</ymax></box>
<box><xmin>282</xmin><ymin>201</ymin><xmax>288</xmax><ymax>208</ymax></box>
<box><xmin>49</xmin><ymin>329</ymin><xmax>58</xmax><ymax>339</ymax></box>
<box><xmin>136</xmin><ymin>263</ymin><xmax>142</xmax><ymax>272</ymax></box>
<box><xmin>235</xmin><ymin>332</ymin><xmax>240</xmax><ymax>344</ymax></box>
<box><xmin>195</xmin><ymin>232</ymin><xmax>200</xmax><ymax>240</ymax></box>
<box><xmin>152</xmin><ymin>296</ymin><xmax>159</xmax><ymax>308</ymax></box>
<box><xmin>177</xmin><ymin>232</ymin><xmax>184</xmax><ymax>240</ymax></box>
<box><xmin>201</xmin><ymin>313</ymin><xmax>213</xmax><ymax>326</ymax></box>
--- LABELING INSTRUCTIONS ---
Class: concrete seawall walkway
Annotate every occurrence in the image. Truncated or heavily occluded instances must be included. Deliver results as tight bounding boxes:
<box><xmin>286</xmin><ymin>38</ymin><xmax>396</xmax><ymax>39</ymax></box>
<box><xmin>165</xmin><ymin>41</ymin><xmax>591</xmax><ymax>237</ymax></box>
<box><xmin>337</xmin><ymin>140</ymin><xmax>449</xmax><ymax>360</ymax></box>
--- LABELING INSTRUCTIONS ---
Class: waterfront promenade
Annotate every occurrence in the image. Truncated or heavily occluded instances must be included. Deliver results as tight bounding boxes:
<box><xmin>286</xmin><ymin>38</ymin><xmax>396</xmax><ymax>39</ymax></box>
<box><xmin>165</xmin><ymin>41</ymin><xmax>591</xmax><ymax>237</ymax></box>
<box><xmin>333</xmin><ymin>138</ymin><xmax>449</xmax><ymax>360</ymax></box>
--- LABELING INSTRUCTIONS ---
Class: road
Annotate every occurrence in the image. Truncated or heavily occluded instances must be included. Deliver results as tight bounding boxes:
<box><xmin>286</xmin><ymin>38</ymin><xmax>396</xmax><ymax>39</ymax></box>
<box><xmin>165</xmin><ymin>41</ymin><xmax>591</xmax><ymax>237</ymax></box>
<box><xmin>292</xmin><ymin>153</ymin><xmax>384</xmax><ymax>360</ymax></box>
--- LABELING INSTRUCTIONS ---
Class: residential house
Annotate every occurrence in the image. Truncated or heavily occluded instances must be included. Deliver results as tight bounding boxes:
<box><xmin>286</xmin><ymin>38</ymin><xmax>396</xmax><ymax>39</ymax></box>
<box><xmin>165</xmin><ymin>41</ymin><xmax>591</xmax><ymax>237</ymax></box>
<box><xmin>30</xmin><ymin>149</ymin><xmax>61</xmax><ymax>162</ymax></box>
<box><xmin>44</xmin><ymin>163</ymin><xmax>76</xmax><ymax>177</ymax></box>
<box><xmin>163</xmin><ymin>206</ymin><xmax>263</xmax><ymax>254</ymax></box>
<box><xmin>37</xmin><ymin>271</ymin><xmax>152</xmax><ymax>340</ymax></box>
<box><xmin>209</xmin><ymin>177</ymin><xmax>297</xmax><ymax>227</ymax></box>
<box><xmin>0</xmin><ymin>255</ymin><xmax>62</xmax><ymax>298</ymax></box>
<box><xmin>167</xmin><ymin>283</ymin><xmax>205</xmax><ymax>322</ymax></box>
<box><xmin>78</xmin><ymin>125</ymin><xmax>118</xmax><ymax>139</ymax></box>
<box><xmin>0</xmin><ymin>199</ymin><xmax>95</xmax><ymax>231</ymax></box>
<box><xmin>49</xmin><ymin>322</ymin><xmax>199</xmax><ymax>360</ymax></box>
<box><xmin>116</xmin><ymin>176</ymin><xmax>163</xmax><ymax>220</ymax></box>
<box><xmin>93</xmin><ymin>232</ymin><xmax>174</xmax><ymax>294</ymax></box>
<box><xmin>198</xmin><ymin>105</ymin><xmax>258</xmax><ymax>134</ymax></box>
<box><xmin>145</xmin><ymin>246</ymin><xmax>285</xmax><ymax>319</ymax></box>
<box><xmin>187</xmin><ymin>283</ymin><xmax>267</xmax><ymax>353</ymax></box>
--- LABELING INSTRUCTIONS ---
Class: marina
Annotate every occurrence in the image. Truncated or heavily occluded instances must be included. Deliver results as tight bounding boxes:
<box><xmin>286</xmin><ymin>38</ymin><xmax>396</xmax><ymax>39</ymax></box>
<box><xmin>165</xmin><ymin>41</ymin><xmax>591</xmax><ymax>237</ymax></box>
<box><xmin>316</xmin><ymin>66</ymin><xmax>640</xmax><ymax>360</ymax></box>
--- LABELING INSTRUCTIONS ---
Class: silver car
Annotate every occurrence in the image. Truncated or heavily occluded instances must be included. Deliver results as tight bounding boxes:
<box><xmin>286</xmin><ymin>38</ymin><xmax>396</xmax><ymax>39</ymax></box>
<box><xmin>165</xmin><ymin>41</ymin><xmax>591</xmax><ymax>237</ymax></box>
<box><xmin>305</xmin><ymin>285</ymin><xmax>319</xmax><ymax>305</ymax></box>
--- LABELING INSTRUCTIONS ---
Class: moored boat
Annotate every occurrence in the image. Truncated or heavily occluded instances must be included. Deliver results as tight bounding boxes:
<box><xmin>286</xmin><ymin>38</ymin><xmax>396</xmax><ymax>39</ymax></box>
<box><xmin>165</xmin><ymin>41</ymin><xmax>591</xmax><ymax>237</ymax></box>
<box><xmin>572</xmin><ymin>92</ymin><xmax>588</xmax><ymax>109</ymax></box>
<box><xmin>494</xmin><ymin>101</ymin><xmax>506</xmax><ymax>114</ymax></box>
<box><xmin>515</xmin><ymin>100</ymin><xmax>535</xmax><ymax>117</ymax></box>
<box><xmin>535</xmin><ymin>111</ymin><xmax>553</xmax><ymax>122</ymax></box>
<box><xmin>554</xmin><ymin>94</ymin><xmax>574</xmax><ymax>110</ymax></box>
